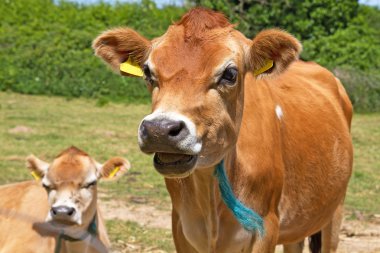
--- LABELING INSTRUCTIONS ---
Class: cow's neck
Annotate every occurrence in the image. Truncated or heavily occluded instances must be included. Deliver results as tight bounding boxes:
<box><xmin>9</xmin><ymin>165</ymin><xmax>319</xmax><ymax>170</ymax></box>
<box><xmin>166</xmin><ymin>150</ymin><xmax>250</xmax><ymax>252</ymax></box>
<box><xmin>166</xmin><ymin>165</ymin><xmax>219</xmax><ymax>251</ymax></box>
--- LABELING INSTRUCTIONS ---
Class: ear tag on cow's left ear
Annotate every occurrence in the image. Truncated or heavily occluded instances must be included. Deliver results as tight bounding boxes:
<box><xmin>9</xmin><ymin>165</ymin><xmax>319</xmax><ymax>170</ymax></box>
<box><xmin>31</xmin><ymin>171</ymin><xmax>41</xmax><ymax>181</ymax></box>
<box><xmin>254</xmin><ymin>59</ymin><xmax>274</xmax><ymax>76</ymax></box>
<box><xmin>108</xmin><ymin>166</ymin><xmax>120</xmax><ymax>179</ymax></box>
<box><xmin>120</xmin><ymin>57</ymin><xmax>143</xmax><ymax>77</ymax></box>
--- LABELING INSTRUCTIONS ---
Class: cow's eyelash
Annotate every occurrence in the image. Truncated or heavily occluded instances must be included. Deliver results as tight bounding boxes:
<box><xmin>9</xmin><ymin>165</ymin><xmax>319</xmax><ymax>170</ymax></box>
<box><xmin>83</xmin><ymin>181</ymin><xmax>97</xmax><ymax>188</ymax></box>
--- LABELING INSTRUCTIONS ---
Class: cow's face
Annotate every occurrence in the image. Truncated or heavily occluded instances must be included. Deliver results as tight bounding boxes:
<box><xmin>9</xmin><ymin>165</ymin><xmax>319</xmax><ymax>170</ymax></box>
<box><xmin>27</xmin><ymin>147</ymin><xmax>129</xmax><ymax>226</ymax></box>
<box><xmin>93</xmin><ymin>8</ymin><xmax>300</xmax><ymax>178</ymax></box>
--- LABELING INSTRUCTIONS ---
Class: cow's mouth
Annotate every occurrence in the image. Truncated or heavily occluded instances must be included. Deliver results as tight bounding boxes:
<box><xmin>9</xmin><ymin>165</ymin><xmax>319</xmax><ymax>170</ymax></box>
<box><xmin>153</xmin><ymin>152</ymin><xmax>197</xmax><ymax>178</ymax></box>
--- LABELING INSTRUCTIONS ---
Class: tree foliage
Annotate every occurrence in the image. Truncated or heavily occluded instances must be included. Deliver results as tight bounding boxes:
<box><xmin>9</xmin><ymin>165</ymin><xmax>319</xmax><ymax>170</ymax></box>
<box><xmin>192</xmin><ymin>0</ymin><xmax>359</xmax><ymax>40</ymax></box>
<box><xmin>0</xmin><ymin>0</ymin><xmax>379</xmax><ymax>111</ymax></box>
<box><xmin>303</xmin><ymin>5</ymin><xmax>380</xmax><ymax>71</ymax></box>
<box><xmin>0</xmin><ymin>0</ymin><xmax>185</xmax><ymax>101</ymax></box>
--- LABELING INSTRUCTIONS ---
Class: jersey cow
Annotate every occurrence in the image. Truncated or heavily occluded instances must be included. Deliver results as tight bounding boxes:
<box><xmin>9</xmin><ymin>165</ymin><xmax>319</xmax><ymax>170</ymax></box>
<box><xmin>0</xmin><ymin>146</ymin><xmax>129</xmax><ymax>253</ymax></box>
<box><xmin>93</xmin><ymin>8</ymin><xmax>353</xmax><ymax>253</ymax></box>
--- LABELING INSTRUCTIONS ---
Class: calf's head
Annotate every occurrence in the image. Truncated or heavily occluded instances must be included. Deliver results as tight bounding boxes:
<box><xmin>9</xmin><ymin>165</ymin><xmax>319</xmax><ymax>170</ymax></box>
<box><xmin>93</xmin><ymin>8</ymin><xmax>301</xmax><ymax>178</ymax></box>
<box><xmin>27</xmin><ymin>146</ymin><xmax>129</xmax><ymax>226</ymax></box>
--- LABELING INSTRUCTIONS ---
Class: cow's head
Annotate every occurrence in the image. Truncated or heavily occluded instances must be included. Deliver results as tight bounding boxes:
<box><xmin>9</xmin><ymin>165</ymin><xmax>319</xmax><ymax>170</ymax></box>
<box><xmin>27</xmin><ymin>146</ymin><xmax>129</xmax><ymax>226</ymax></box>
<box><xmin>93</xmin><ymin>8</ymin><xmax>301</xmax><ymax>178</ymax></box>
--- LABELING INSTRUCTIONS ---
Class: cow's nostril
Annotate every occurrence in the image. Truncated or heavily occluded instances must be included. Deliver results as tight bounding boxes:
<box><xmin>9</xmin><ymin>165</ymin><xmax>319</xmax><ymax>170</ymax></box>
<box><xmin>168</xmin><ymin>121</ymin><xmax>184</xmax><ymax>137</ymax></box>
<box><xmin>140</xmin><ymin>120</ymin><xmax>148</xmax><ymax>138</ymax></box>
<box><xmin>51</xmin><ymin>206</ymin><xmax>76</xmax><ymax>217</ymax></box>
<box><xmin>67</xmin><ymin>207</ymin><xmax>75</xmax><ymax>216</ymax></box>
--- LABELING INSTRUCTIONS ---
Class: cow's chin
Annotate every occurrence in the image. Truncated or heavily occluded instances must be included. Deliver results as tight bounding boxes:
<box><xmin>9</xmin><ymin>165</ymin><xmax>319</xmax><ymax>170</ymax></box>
<box><xmin>153</xmin><ymin>152</ymin><xmax>198</xmax><ymax>178</ymax></box>
<box><xmin>46</xmin><ymin>215</ymin><xmax>82</xmax><ymax>227</ymax></box>
<box><xmin>50</xmin><ymin>219</ymin><xmax>79</xmax><ymax>227</ymax></box>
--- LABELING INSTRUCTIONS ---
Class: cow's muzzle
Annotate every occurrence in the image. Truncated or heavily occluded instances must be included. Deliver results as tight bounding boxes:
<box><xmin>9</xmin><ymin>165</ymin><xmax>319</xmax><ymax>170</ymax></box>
<box><xmin>138</xmin><ymin>112</ymin><xmax>202</xmax><ymax>177</ymax></box>
<box><xmin>50</xmin><ymin>205</ymin><xmax>76</xmax><ymax>224</ymax></box>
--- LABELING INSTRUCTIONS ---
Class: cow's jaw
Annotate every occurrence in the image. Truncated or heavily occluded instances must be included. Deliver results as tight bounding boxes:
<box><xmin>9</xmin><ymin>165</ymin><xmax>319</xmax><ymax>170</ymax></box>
<box><xmin>154</xmin><ymin>152</ymin><xmax>198</xmax><ymax>178</ymax></box>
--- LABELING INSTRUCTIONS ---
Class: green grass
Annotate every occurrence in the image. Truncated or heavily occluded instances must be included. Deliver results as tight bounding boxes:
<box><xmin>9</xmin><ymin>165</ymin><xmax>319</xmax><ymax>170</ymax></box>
<box><xmin>0</xmin><ymin>92</ymin><xmax>170</xmax><ymax>204</ymax></box>
<box><xmin>347</xmin><ymin>113</ymin><xmax>380</xmax><ymax>214</ymax></box>
<box><xmin>0</xmin><ymin>91</ymin><xmax>379</xmax><ymax>251</ymax></box>
<box><xmin>107</xmin><ymin>220</ymin><xmax>173</xmax><ymax>252</ymax></box>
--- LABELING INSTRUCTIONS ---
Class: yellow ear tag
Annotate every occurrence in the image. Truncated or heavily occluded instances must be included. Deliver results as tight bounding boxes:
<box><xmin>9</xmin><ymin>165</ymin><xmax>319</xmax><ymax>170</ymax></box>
<box><xmin>31</xmin><ymin>171</ymin><xmax>41</xmax><ymax>181</ymax></box>
<box><xmin>108</xmin><ymin>166</ymin><xmax>120</xmax><ymax>179</ymax></box>
<box><xmin>254</xmin><ymin>59</ymin><xmax>274</xmax><ymax>76</ymax></box>
<box><xmin>120</xmin><ymin>57</ymin><xmax>143</xmax><ymax>77</ymax></box>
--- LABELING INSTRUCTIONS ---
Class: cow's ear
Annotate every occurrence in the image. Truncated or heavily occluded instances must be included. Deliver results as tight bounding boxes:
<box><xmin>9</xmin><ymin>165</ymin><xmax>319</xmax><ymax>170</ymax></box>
<box><xmin>26</xmin><ymin>155</ymin><xmax>49</xmax><ymax>181</ymax></box>
<box><xmin>92</xmin><ymin>28</ymin><xmax>151</xmax><ymax>76</ymax></box>
<box><xmin>96</xmin><ymin>157</ymin><xmax>130</xmax><ymax>180</ymax></box>
<box><xmin>248</xmin><ymin>29</ymin><xmax>302</xmax><ymax>78</ymax></box>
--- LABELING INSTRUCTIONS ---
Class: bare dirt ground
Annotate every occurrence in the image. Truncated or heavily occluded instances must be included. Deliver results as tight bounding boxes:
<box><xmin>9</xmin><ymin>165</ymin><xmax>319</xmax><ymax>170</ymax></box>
<box><xmin>100</xmin><ymin>199</ymin><xmax>380</xmax><ymax>253</ymax></box>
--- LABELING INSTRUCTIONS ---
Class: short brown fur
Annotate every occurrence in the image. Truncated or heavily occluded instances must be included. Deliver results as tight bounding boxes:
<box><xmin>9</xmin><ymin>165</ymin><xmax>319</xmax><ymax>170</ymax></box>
<box><xmin>176</xmin><ymin>7</ymin><xmax>233</xmax><ymax>43</ymax></box>
<box><xmin>93</xmin><ymin>8</ymin><xmax>353</xmax><ymax>253</ymax></box>
<box><xmin>0</xmin><ymin>147</ymin><xmax>129</xmax><ymax>253</ymax></box>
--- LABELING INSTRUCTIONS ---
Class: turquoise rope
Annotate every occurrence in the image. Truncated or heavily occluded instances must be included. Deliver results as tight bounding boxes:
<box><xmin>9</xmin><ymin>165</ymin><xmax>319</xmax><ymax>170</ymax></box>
<box><xmin>214</xmin><ymin>160</ymin><xmax>264</xmax><ymax>236</ymax></box>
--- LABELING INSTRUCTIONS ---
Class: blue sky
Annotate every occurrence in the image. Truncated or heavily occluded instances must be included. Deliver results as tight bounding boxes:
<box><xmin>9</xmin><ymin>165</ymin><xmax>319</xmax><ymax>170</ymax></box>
<box><xmin>67</xmin><ymin>0</ymin><xmax>380</xmax><ymax>8</ymax></box>
<box><xmin>66</xmin><ymin>0</ymin><xmax>182</xmax><ymax>7</ymax></box>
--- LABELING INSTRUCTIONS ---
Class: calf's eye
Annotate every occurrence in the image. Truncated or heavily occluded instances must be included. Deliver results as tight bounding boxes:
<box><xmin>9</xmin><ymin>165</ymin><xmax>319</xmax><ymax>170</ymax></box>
<box><xmin>84</xmin><ymin>181</ymin><xmax>97</xmax><ymax>188</ymax></box>
<box><xmin>42</xmin><ymin>184</ymin><xmax>53</xmax><ymax>191</ymax></box>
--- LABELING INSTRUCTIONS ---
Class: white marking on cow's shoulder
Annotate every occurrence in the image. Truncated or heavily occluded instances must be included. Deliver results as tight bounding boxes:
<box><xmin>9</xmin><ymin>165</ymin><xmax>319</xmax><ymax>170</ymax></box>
<box><xmin>275</xmin><ymin>105</ymin><xmax>283</xmax><ymax>120</ymax></box>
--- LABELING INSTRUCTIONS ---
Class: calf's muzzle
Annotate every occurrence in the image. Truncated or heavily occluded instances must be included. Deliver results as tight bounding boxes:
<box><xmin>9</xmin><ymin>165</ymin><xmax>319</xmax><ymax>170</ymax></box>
<box><xmin>51</xmin><ymin>206</ymin><xmax>76</xmax><ymax>221</ymax></box>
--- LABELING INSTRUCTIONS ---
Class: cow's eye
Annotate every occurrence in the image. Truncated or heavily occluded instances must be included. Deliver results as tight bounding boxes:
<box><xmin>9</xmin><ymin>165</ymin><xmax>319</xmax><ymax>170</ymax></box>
<box><xmin>219</xmin><ymin>67</ymin><xmax>238</xmax><ymax>85</ymax></box>
<box><xmin>42</xmin><ymin>184</ymin><xmax>53</xmax><ymax>191</ymax></box>
<box><xmin>143</xmin><ymin>64</ymin><xmax>153</xmax><ymax>84</ymax></box>
<box><xmin>84</xmin><ymin>181</ymin><xmax>97</xmax><ymax>188</ymax></box>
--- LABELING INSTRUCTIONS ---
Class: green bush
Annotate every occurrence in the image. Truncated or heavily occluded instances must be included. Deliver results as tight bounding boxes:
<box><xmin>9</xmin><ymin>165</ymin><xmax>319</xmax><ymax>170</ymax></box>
<box><xmin>191</xmin><ymin>0</ymin><xmax>359</xmax><ymax>40</ymax></box>
<box><xmin>0</xmin><ymin>0</ymin><xmax>185</xmax><ymax>102</ymax></box>
<box><xmin>334</xmin><ymin>68</ymin><xmax>380</xmax><ymax>112</ymax></box>
<box><xmin>302</xmin><ymin>6</ymin><xmax>380</xmax><ymax>71</ymax></box>
<box><xmin>0</xmin><ymin>0</ymin><xmax>379</xmax><ymax>111</ymax></box>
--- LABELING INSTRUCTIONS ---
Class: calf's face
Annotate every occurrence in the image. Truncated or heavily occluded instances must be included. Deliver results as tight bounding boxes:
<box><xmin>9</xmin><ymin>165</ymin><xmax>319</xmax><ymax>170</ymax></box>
<box><xmin>27</xmin><ymin>147</ymin><xmax>129</xmax><ymax>226</ymax></box>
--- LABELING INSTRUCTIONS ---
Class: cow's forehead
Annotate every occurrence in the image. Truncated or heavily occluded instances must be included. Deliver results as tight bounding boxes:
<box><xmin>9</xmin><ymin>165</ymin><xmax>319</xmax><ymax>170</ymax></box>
<box><xmin>48</xmin><ymin>153</ymin><xmax>94</xmax><ymax>184</ymax></box>
<box><xmin>149</xmin><ymin>26</ymin><xmax>247</xmax><ymax>81</ymax></box>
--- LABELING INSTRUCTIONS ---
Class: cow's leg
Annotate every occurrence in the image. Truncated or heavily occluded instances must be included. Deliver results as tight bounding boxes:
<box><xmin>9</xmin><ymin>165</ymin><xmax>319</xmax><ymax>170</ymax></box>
<box><xmin>250</xmin><ymin>212</ymin><xmax>279</xmax><ymax>253</ymax></box>
<box><xmin>321</xmin><ymin>203</ymin><xmax>344</xmax><ymax>253</ymax></box>
<box><xmin>283</xmin><ymin>240</ymin><xmax>304</xmax><ymax>253</ymax></box>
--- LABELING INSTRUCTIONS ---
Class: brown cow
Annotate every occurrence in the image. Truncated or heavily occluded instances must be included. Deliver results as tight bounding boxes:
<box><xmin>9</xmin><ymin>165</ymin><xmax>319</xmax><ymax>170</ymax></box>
<box><xmin>0</xmin><ymin>146</ymin><xmax>129</xmax><ymax>253</ymax></box>
<box><xmin>93</xmin><ymin>8</ymin><xmax>353</xmax><ymax>253</ymax></box>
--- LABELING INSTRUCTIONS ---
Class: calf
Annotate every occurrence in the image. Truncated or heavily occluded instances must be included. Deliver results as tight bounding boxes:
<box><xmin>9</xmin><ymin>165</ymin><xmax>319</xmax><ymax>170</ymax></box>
<box><xmin>0</xmin><ymin>146</ymin><xmax>129</xmax><ymax>253</ymax></box>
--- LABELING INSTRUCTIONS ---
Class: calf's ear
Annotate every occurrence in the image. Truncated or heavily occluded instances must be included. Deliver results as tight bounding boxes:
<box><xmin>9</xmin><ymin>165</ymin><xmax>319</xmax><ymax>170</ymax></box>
<box><xmin>248</xmin><ymin>29</ymin><xmax>302</xmax><ymax>78</ymax></box>
<box><xmin>97</xmin><ymin>157</ymin><xmax>130</xmax><ymax>180</ymax></box>
<box><xmin>26</xmin><ymin>155</ymin><xmax>50</xmax><ymax>181</ymax></box>
<box><xmin>92</xmin><ymin>28</ymin><xmax>151</xmax><ymax>76</ymax></box>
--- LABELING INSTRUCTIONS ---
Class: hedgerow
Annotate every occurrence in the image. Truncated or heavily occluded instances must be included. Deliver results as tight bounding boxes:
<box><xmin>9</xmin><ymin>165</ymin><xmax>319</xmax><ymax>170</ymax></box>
<box><xmin>0</xmin><ymin>0</ymin><xmax>379</xmax><ymax>111</ymax></box>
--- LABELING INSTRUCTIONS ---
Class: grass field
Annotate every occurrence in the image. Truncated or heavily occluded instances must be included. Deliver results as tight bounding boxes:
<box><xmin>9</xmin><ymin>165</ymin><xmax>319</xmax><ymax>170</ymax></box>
<box><xmin>0</xmin><ymin>91</ymin><xmax>379</xmax><ymax>251</ymax></box>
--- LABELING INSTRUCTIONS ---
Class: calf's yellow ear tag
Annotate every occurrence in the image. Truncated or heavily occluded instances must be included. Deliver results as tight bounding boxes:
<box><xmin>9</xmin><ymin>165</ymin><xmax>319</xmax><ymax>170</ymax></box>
<box><xmin>31</xmin><ymin>171</ymin><xmax>41</xmax><ymax>181</ymax></box>
<box><xmin>254</xmin><ymin>59</ymin><xmax>274</xmax><ymax>76</ymax></box>
<box><xmin>120</xmin><ymin>57</ymin><xmax>143</xmax><ymax>77</ymax></box>
<box><xmin>108</xmin><ymin>166</ymin><xmax>120</xmax><ymax>179</ymax></box>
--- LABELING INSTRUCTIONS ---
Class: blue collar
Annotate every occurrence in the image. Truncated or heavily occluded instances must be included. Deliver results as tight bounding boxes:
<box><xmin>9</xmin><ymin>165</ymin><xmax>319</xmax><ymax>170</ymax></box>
<box><xmin>214</xmin><ymin>160</ymin><xmax>264</xmax><ymax>236</ymax></box>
